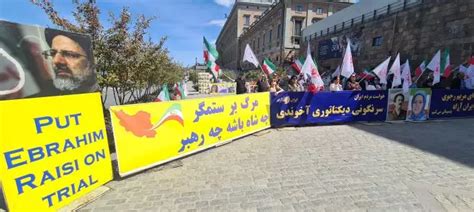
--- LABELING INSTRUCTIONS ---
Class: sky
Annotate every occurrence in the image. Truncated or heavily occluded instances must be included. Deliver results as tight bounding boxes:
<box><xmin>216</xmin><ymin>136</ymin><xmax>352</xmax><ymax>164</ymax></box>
<box><xmin>0</xmin><ymin>0</ymin><xmax>235</xmax><ymax>66</ymax></box>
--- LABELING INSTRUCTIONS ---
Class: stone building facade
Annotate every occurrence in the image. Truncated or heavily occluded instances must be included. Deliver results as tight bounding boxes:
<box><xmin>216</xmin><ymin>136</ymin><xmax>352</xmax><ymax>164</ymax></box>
<box><xmin>216</xmin><ymin>0</ymin><xmax>276</xmax><ymax>70</ymax></box>
<box><xmin>238</xmin><ymin>0</ymin><xmax>352</xmax><ymax>70</ymax></box>
<box><xmin>302</xmin><ymin>0</ymin><xmax>474</xmax><ymax>75</ymax></box>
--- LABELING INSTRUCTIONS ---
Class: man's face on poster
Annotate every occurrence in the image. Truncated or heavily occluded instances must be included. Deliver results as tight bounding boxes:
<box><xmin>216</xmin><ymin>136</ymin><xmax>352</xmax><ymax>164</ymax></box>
<box><xmin>48</xmin><ymin>35</ymin><xmax>92</xmax><ymax>91</ymax></box>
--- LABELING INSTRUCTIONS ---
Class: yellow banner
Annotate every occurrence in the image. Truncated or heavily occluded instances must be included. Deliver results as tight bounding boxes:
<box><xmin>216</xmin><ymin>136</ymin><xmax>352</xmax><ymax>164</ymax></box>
<box><xmin>110</xmin><ymin>92</ymin><xmax>270</xmax><ymax>176</ymax></box>
<box><xmin>0</xmin><ymin>93</ymin><xmax>113</xmax><ymax>211</ymax></box>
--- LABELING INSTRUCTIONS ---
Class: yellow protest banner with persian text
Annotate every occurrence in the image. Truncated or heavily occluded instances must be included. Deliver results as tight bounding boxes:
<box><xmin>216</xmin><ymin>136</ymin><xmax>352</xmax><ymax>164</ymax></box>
<box><xmin>0</xmin><ymin>93</ymin><xmax>113</xmax><ymax>211</ymax></box>
<box><xmin>110</xmin><ymin>92</ymin><xmax>270</xmax><ymax>176</ymax></box>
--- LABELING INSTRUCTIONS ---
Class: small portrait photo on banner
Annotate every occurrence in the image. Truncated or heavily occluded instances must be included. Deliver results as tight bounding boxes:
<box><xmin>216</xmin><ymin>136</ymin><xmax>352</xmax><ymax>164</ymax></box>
<box><xmin>386</xmin><ymin>89</ymin><xmax>408</xmax><ymax>121</ymax></box>
<box><xmin>406</xmin><ymin>88</ymin><xmax>432</xmax><ymax>122</ymax></box>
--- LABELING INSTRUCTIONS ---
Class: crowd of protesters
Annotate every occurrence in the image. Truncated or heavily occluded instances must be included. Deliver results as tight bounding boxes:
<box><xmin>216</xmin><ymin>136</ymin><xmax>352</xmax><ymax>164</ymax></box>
<box><xmin>234</xmin><ymin>57</ymin><xmax>474</xmax><ymax>94</ymax></box>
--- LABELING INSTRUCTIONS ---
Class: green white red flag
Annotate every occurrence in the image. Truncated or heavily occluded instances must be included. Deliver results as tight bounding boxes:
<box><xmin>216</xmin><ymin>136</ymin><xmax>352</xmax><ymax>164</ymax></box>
<box><xmin>156</xmin><ymin>84</ymin><xmax>170</xmax><ymax>102</ymax></box>
<box><xmin>415</xmin><ymin>60</ymin><xmax>427</xmax><ymax>78</ymax></box>
<box><xmin>440</xmin><ymin>49</ymin><xmax>452</xmax><ymax>78</ymax></box>
<box><xmin>291</xmin><ymin>57</ymin><xmax>304</xmax><ymax>74</ymax></box>
<box><xmin>203</xmin><ymin>36</ymin><xmax>221</xmax><ymax>79</ymax></box>
<box><xmin>262</xmin><ymin>58</ymin><xmax>276</xmax><ymax>75</ymax></box>
<box><xmin>151</xmin><ymin>103</ymin><xmax>184</xmax><ymax>130</ymax></box>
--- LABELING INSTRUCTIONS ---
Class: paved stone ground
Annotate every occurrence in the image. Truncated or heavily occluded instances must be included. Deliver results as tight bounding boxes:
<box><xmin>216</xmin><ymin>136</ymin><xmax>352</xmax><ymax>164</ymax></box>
<box><xmin>80</xmin><ymin>118</ymin><xmax>474</xmax><ymax>212</ymax></box>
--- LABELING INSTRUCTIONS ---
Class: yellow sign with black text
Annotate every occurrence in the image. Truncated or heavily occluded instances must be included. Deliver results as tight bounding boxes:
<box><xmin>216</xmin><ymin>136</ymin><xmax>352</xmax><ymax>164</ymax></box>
<box><xmin>110</xmin><ymin>92</ymin><xmax>271</xmax><ymax>176</ymax></box>
<box><xmin>0</xmin><ymin>93</ymin><xmax>113</xmax><ymax>211</ymax></box>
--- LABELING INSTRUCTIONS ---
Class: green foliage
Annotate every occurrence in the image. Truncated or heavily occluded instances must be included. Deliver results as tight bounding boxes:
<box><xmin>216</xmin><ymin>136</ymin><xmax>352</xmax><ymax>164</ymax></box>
<box><xmin>188</xmin><ymin>70</ymin><xmax>198</xmax><ymax>85</ymax></box>
<box><xmin>244</xmin><ymin>69</ymin><xmax>263</xmax><ymax>81</ymax></box>
<box><xmin>32</xmin><ymin>0</ymin><xmax>184</xmax><ymax>105</ymax></box>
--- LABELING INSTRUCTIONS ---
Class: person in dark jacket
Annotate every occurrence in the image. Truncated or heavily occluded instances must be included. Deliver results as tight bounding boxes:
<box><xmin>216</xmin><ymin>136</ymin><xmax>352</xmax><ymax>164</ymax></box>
<box><xmin>256</xmin><ymin>75</ymin><xmax>269</xmax><ymax>92</ymax></box>
<box><xmin>235</xmin><ymin>74</ymin><xmax>247</xmax><ymax>94</ymax></box>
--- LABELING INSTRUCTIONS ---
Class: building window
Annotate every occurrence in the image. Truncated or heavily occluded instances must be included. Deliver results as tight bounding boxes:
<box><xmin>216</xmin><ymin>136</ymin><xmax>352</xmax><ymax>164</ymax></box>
<box><xmin>328</xmin><ymin>6</ymin><xmax>334</xmax><ymax>16</ymax></box>
<box><xmin>244</xmin><ymin>15</ymin><xmax>250</xmax><ymax>26</ymax></box>
<box><xmin>269</xmin><ymin>29</ymin><xmax>272</xmax><ymax>42</ymax></box>
<box><xmin>296</xmin><ymin>4</ymin><xmax>304</xmax><ymax>12</ymax></box>
<box><xmin>294</xmin><ymin>20</ymin><xmax>302</xmax><ymax>36</ymax></box>
<box><xmin>277</xmin><ymin>24</ymin><xmax>281</xmax><ymax>38</ymax></box>
<box><xmin>257</xmin><ymin>37</ymin><xmax>260</xmax><ymax>49</ymax></box>
<box><xmin>372</xmin><ymin>36</ymin><xmax>383</xmax><ymax>46</ymax></box>
<box><xmin>316</xmin><ymin>8</ymin><xmax>323</xmax><ymax>14</ymax></box>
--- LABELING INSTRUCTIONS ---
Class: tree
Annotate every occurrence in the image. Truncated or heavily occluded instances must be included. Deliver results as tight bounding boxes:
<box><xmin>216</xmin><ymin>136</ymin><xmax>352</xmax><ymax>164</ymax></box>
<box><xmin>32</xmin><ymin>0</ymin><xmax>184</xmax><ymax>105</ymax></box>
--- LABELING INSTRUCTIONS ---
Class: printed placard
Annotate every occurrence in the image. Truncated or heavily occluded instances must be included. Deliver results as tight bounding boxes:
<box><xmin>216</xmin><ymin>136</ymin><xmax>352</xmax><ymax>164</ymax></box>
<box><xmin>0</xmin><ymin>93</ymin><xmax>112</xmax><ymax>211</ymax></box>
<box><xmin>110</xmin><ymin>92</ymin><xmax>270</xmax><ymax>176</ymax></box>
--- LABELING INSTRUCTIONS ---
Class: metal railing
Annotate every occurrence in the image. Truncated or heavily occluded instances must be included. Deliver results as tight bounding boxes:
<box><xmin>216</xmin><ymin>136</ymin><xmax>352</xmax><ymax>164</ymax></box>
<box><xmin>306</xmin><ymin>0</ymin><xmax>424</xmax><ymax>41</ymax></box>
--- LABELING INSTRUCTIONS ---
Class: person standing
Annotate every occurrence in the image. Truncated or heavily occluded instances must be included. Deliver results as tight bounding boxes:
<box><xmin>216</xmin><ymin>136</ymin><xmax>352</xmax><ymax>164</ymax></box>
<box><xmin>345</xmin><ymin>74</ymin><xmax>362</xmax><ymax>90</ymax></box>
<box><xmin>288</xmin><ymin>75</ymin><xmax>303</xmax><ymax>92</ymax></box>
<box><xmin>256</xmin><ymin>75</ymin><xmax>269</xmax><ymax>92</ymax></box>
<box><xmin>235</xmin><ymin>74</ymin><xmax>247</xmax><ymax>94</ymax></box>
<box><xmin>329</xmin><ymin>76</ymin><xmax>343</xmax><ymax>91</ymax></box>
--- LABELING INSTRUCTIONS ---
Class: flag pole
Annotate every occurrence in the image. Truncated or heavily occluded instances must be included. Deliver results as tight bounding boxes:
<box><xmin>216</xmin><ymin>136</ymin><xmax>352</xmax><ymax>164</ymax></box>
<box><xmin>413</xmin><ymin>72</ymin><xmax>424</xmax><ymax>84</ymax></box>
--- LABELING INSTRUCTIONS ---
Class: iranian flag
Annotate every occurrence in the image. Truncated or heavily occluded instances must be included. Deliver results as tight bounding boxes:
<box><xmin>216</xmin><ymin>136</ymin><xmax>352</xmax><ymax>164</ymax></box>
<box><xmin>415</xmin><ymin>60</ymin><xmax>427</xmax><ymax>78</ymax></box>
<box><xmin>441</xmin><ymin>49</ymin><xmax>452</xmax><ymax>78</ymax></box>
<box><xmin>203</xmin><ymin>36</ymin><xmax>218</xmax><ymax>62</ymax></box>
<box><xmin>357</xmin><ymin>69</ymin><xmax>375</xmax><ymax>81</ymax></box>
<box><xmin>427</xmin><ymin>50</ymin><xmax>441</xmax><ymax>84</ymax></box>
<box><xmin>155</xmin><ymin>84</ymin><xmax>170</xmax><ymax>102</ymax></box>
<box><xmin>151</xmin><ymin>103</ymin><xmax>184</xmax><ymax>130</ymax></box>
<box><xmin>203</xmin><ymin>36</ymin><xmax>221</xmax><ymax>79</ymax></box>
<box><xmin>262</xmin><ymin>58</ymin><xmax>276</xmax><ymax>75</ymax></box>
<box><xmin>173</xmin><ymin>82</ymin><xmax>186</xmax><ymax>99</ymax></box>
<box><xmin>291</xmin><ymin>57</ymin><xmax>304</xmax><ymax>74</ymax></box>
<box><xmin>208</xmin><ymin>61</ymin><xmax>221</xmax><ymax>80</ymax></box>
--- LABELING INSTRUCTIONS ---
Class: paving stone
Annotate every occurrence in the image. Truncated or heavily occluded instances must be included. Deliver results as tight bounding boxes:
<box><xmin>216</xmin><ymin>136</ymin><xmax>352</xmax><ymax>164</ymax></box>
<box><xmin>78</xmin><ymin>119</ymin><xmax>474</xmax><ymax>211</ymax></box>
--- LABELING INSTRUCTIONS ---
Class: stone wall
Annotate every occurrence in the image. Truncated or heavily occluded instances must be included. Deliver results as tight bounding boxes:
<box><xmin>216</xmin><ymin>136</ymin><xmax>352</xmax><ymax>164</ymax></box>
<box><xmin>303</xmin><ymin>0</ymin><xmax>474</xmax><ymax>74</ymax></box>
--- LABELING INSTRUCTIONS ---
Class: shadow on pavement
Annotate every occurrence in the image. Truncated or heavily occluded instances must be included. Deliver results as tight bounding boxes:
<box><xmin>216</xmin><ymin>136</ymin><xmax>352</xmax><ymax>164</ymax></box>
<box><xmin>350</xmin><ymin>118</ymin><xmax>474</xmax><ymax>168</ymax></box>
